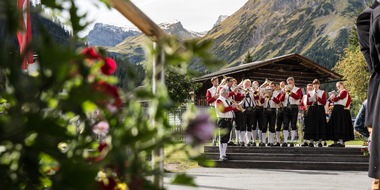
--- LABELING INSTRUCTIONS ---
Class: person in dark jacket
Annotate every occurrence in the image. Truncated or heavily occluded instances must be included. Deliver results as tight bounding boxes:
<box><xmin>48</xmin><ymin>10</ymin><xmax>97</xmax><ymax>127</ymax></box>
<box><xmin>356</xmin><ymin>1</ymin><xmax>380</xmax><ymax>188</ymax></box>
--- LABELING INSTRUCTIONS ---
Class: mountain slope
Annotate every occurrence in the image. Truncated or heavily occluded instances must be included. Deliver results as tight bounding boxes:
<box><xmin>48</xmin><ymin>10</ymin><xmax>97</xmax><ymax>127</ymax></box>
<box><xmin>197</xmin><ymin>0</ymin><xmax>369</xmax><ymax>70</ymax></box>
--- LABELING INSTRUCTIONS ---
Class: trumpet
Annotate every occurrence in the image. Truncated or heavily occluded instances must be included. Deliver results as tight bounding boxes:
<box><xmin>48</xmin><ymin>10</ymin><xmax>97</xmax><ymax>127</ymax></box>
<box><xmin>230</xmin><ymin>99</ymin><xmax>245</xmax><ymax>112</ymax></box>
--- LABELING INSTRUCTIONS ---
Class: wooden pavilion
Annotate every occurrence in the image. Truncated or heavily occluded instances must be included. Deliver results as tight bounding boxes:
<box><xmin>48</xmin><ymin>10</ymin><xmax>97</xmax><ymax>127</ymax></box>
<box><xmin>193</xmin><ymin>53</ymin><xmax>343</xmax><ymax>106</ymax></box>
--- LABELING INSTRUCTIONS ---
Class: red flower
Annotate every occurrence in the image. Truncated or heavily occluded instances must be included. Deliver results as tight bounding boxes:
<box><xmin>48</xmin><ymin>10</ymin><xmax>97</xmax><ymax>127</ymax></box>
<box><xmin>98</xmin><ymin>141</ymin><xmax>108</xmax><ymax>152</ymax></box>
<box><xmin>86</xmin><ymin>141</ymin><xmax>109</xmax><ymax>162</ymax></box>
<box><xmin>98</xmin><ymin>176</ymin><xmax>117</xmax><ymax>190</ymax></box>
<box><xmin>82</xmin><ymin>47</ymin><xmax>101</xmax><ymax>59</ymax></box>
<box><xmin>101</xmin><ymin>58</ymin><xmax>117</xmax><ymax>75</ymax></box>
<box><xmin>93</xmin><ymin>81</ymin><xmax>123</xmax><ymax>108</ymax></box>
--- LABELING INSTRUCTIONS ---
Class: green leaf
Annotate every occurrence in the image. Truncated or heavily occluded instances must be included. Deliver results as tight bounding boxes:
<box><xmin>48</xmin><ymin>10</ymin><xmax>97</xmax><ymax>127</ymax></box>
<box><xmin>81</xmin><ymin>101</ymin><xmax>97</xmax><ymax>113</ymax></box>
<box><xmin>190</xmin><ymin>155</ymin><xmax>215</xmax><ymax>167</ymax></box>
<box><xmin>170</xmin><ymin>173</ymin><xmax>197</xmax><ymax>187</ymax></box>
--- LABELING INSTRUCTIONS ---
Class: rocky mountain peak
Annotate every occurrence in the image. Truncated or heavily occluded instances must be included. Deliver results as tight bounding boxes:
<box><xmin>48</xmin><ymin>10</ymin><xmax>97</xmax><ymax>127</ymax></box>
<box><xmin>214</xmin><ymin>15</ymin><xmax>228</xmax><ymax>27</ymax></box>
<box><xmin>158</xmin><ymin>20</ymin><xmax>203</xmax><ymax>39</ymax></box>
<box><xmin>158</xmin><ymin>19</ymin><xmax>182</xmax><ymax>30</ymax></box>
<box><xmin>87</xmin><ymin>23</ymin><xmax>141</xmax><ymax>47</ymax></box>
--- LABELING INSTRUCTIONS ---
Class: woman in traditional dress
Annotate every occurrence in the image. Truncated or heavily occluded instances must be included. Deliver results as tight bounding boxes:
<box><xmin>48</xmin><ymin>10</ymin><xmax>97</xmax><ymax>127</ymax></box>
<box><xmin>328</xmin><ymin>82</ymin><xmax>354</xmax><ymax>147</ymax></box>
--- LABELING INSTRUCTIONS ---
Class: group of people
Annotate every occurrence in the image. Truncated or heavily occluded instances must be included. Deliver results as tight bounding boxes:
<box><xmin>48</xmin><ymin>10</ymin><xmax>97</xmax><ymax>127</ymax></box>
<box><xmin>206</xmin><ymin>76</ymin><xmax>355</xmax><ymax>161</ymax></box>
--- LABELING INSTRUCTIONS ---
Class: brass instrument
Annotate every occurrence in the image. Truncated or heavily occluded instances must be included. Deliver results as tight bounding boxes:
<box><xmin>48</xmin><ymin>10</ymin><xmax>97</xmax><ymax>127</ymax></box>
<box><xmin>234</xmin><ymin>79</ymin><xmax>248</xmax><ymax>93</ymax></box>
<box><xmin>243</xmin><ymin>87</ymin><xmax>254</xmax><ymax>95</ymax></box>
<box><xmin>251</xmin><ymin>85</ymin><xmax>260</xmax><ymax>96</ymax></box>
<box><xmin>264</xmin><ymin>88</ymin><xmax>273</xmax><ymax>100</ymax></box>
<box><xmin>253</xmin><ymin>88</ymin><xmax>260</xmax><ymax>96</ymax></box>
<box><xmin>237</xmin><ymin>80</ymin><xmax>244</xmax><ymax>88</ymax></box>
<box><xmin>327</xmin><ymin>90</ymin><xmax>339</xmax><ymax>102</ymax></box>
<box><xmin>218</xmin><ymin>77</ymin><xmax>228</xmax><ymax>89</ymax></box>
<box><xmin>275</xmin><ymin>84</ymin><xmax>281</xmax><ymax>91</ymax></box>
<box><xmin>285</xmin><ymin>84</ymin><xmax>293</xmax><ymax>94</ymax></box>
<box><xmin>259</xmin><ymin>78</ymin><xmax>271</xmax><ymax>89</ymax></box>
<box><xmin>328</xmin><ymin>90</ymin><xmax>339</xmax><ymax>97</ymax></box>
<box><xmin>217</xmin><ymin>76</ymin><xmax>229</xmax><ymax>94</ymax></box>
<box><xmin>230</xmin><ymin>99</ymin><xmax>245</xmax><ymax>112</ymax></box>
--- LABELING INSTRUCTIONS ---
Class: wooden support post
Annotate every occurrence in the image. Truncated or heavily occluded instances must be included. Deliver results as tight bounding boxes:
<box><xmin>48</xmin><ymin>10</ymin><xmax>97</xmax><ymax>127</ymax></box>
<box><xmin>108</xmin><ymin>0</ymin><xmax>168</xmax><ymax>188</ymax></box>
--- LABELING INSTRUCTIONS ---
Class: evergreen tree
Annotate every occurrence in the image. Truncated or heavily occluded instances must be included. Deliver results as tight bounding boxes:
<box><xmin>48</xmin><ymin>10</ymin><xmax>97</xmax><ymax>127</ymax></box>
<box><xmin>347</xmin><ymin>26</ymin><xmax>359</xmax><ymax>52</ymax></box>
<box><xmin>242</xmin><ymin>51</ymin><xmax>253</xmax><ymax>64</ymax></box>
<box><xmin>109</xmin><ymin>53</ymin><xmax>145</xmax><ymax>92</ymax></box>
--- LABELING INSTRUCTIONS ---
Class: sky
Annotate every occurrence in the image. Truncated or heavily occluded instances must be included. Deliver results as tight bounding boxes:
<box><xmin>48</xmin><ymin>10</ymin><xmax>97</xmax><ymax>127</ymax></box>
<box><xmin>74</xmin><ymin>0</ymin><xmax>248</xmax><ymax>36</ymax></box>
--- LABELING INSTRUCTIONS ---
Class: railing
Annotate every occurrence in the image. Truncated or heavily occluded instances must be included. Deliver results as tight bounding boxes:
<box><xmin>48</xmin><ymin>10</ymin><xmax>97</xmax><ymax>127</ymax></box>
<box><xmin>169</xmin><ymin>106</ymin><xmax>211</xmax><ymax>142</ymax></box>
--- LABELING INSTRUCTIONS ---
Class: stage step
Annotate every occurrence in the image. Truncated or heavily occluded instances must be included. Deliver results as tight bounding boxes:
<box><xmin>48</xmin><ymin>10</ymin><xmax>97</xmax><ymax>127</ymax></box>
<box><xmin>204</xmin><ymin>146</ymin><xmax>365</xmax><ymax>155</ymax></box>
<box><xmin>201</xmin><ymin>146</ymin><xmax>369</xmax><ymax>171</ymax></box>
<box><xmin>203</xmin><ymin>153</ymin><xmax>369</xmax><ymax>162</ymax></box>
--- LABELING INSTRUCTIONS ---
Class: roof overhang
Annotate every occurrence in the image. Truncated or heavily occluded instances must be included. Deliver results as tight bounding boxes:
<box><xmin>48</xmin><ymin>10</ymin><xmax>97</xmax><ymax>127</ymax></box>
<box><xmin>194</xmin><ymin>53</ymin><xmax>343</xmax><ymax>86</ymax></box>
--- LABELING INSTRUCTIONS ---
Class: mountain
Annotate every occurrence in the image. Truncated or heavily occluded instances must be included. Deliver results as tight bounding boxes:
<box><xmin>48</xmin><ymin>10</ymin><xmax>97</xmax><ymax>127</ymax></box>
<box><xmin>213</xmin><ymin>15</ymin><xmax>229</xmax><ymax>27</ymax></box>
<box><xmin>106</xmin><ymin>20</ymin><xmax>204</xmax><ymax>63</ymax></box>
<box><xmin>193</xmin><ymin>0</ymin><xmax>370</xmax><ymax>71</ymax></box>
<box><xmin>158</xmin><ymin>20</ymin><xmax>204</xmax><ymax>39</ymax></box>
<box><xmin>87</xmin><ymin>23</ymin><xmax>141</xmax><ymax>47</ymax></box>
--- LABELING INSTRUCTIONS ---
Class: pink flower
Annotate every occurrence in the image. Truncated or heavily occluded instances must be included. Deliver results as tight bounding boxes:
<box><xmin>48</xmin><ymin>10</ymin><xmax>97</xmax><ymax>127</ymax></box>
<box><xmin>82</xmin><ymin>47</ymin><xmax>101</xmax><ymax>59</ymax></box>
<box><xmin>101</xmin><ymin>58</ymin><xmax>117</xmax><ymax>75</ymax></box>
<box><xmin>106</xmin><ymin>103</ymin><xmax>118</xmax><ymax>114</ymax></box>
<box><xmin>93</xmin><ymin>121</ymin><xmax>109</xmax><ymax>136</ymax></box>
<box><xmin>185</xmin><ymin>114</ymin><xmax>215</xmax><ymax>146</ymax></box>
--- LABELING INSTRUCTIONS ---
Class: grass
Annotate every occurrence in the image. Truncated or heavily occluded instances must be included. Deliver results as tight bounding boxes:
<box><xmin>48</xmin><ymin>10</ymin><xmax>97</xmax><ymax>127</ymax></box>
<box><xmin>164</xmin><ymin>143</ymin><xmax>203</xmax><ymax>173</ymax></box>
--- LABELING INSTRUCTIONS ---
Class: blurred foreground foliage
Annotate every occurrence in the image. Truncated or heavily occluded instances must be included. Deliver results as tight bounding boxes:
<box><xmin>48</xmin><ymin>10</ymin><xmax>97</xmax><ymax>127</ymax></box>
<box><xmin>0</xmin><ymin>0</ymin><xmax>219</xmax><ymax>189</ymax></box>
